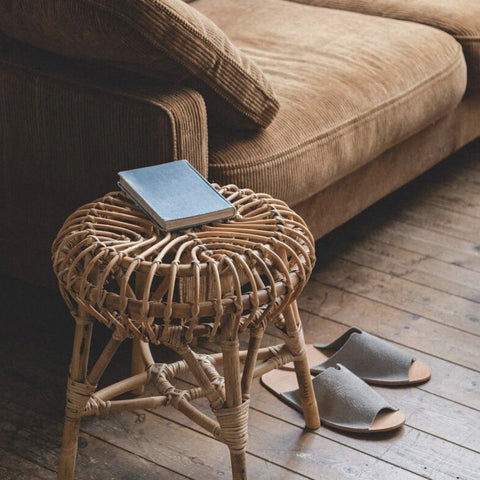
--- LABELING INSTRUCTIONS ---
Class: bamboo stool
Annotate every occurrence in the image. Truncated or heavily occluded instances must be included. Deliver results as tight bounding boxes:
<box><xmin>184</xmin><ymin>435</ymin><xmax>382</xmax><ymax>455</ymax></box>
<box><xmin>52</xmin><ymin>185</ymin><xmax>320</xmax><ymax>480</ymax></box>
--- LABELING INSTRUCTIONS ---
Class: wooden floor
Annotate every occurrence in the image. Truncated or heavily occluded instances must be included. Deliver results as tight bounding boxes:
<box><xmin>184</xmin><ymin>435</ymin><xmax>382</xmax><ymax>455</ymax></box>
<box><xmin>2</xmin><ymin>141</ymin><xmax>480</xmax><ymax>480</ymax></box>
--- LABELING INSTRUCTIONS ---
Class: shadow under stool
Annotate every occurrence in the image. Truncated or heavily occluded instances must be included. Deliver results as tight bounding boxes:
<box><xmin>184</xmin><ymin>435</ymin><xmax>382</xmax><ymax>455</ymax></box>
<box><xmin>52</xmin><ymin>184</ymin><xmax>320</xmax><ymax>480</ymax></box>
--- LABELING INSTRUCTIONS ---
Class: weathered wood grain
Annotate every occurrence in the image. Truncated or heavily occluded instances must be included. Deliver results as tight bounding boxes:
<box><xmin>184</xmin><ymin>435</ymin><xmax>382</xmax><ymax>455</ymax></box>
<box><xmin>335</xmin><ymin>236</ymin><xmax>480</xmax><ymax>302</ymax></box>
<box><xmin>393</xmin><ymin>202</ymin><xmax>480</xmax><ymax>245</ymax></box>
<box><xmin>0</xmin><ymin>400</ymin><xmax>189</xmax><ymax>480</ymax></box>
<box><xmin>298</xmin><ymin>281</ymin><xmax>480</xmax><ymax>371</ymax></box>
<box><xmin>263</xmin><ymin>315</ymin><xmax>480</xmax><ymax>412</ymax></box>
<box><xmin>0</xmin><ymin>448</ymin><xmax>55</xmax><ymax>480</ymax></box>
<box><xmin>248</xmin><ymin>381</ymin><xmax>480</xmax><ymax>480</ymax></box>
<box><xmin>150</xmin><ymin>375</ymin><xmax>480</xmax><ymax>480</ymax></box>
<box><xmin>344</xmin><ymin>216</ymin><xmax>480</xmax><ymax>273</ymax></box>
<box><xmin>3</xmin><ymin>140</ymin><xmax>480</xmax><ymax>479</ymax></box>
<box><xmin>311</xmin><ymin>258</ymin><xmax>480</xmax><ymax>337</ymax></box>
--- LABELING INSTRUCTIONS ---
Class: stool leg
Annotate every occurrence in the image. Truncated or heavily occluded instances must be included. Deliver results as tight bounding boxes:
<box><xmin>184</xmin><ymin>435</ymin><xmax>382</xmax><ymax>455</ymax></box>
<box><xmin>57</xmin><ymin>311</ymin><xmax>93</xmax><ymax>480</ymax></box>
<box><xmin>220</xmin><ymin>319</ymin><xmax>248</xmax><ymax>480</ymax></box>
<box><xmin>283</xmin><ymin>301</ymin><xmax>321</xmax><ymax>430</ymax></box>
<box><xmin>131</xmin><ymin>270</ymin><xmax>148</xmax><ymax>395</ymax></box>
<box><xmin>241</xmin><ymin>326</ymin><xmax>264</xmax><ymax>397</ymax></box>
<box><xmin>130</xmin><ymin>339</ymin><xmax>146</xmax><ymax>395</ymax></box>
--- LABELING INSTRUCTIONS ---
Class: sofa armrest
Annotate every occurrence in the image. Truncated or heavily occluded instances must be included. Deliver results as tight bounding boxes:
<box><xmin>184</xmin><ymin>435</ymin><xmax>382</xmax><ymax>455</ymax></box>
<box><xmin>0</xmin><ymin>38</ymin><xmax>209</xmax><ymax>173</ymax></box>
<box><xmin>0</xmin><ymin>38</ymin><xmax>209</xmax><ymax>286</ymax></box>
<box><xmin>107</xmin><ymin>85</ymin><xmax>209</xmax><ymax>176</ymax></box>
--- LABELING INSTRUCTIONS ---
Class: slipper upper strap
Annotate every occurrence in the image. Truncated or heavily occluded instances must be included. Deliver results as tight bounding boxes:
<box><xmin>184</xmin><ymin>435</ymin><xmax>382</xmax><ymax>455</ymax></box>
<box><xmin>312</xmin><ymin>329</ymin><xmax>414</xmax><ymax>384</ymax></box>
<box><xmin>284</xmin><ymin>364</ymin><xmax>398</xmax><ymax>430</ymax></box>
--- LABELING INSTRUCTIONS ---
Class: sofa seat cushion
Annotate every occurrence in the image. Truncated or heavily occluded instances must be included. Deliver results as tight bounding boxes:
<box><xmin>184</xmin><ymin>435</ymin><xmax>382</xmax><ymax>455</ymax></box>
<box><xmin>193</xmin><ymin>0</ymin><xmax>467</xmax><ymax>206</ymax></box>
<box><xmin>0</xmin><ymin>0</ymin><xmax>279</xmax><ymax>129</ymax></box>
<box><xmin>289</xmin><ymin>0</ymin><xmax>480</xmax><ymax>93</ymax></box>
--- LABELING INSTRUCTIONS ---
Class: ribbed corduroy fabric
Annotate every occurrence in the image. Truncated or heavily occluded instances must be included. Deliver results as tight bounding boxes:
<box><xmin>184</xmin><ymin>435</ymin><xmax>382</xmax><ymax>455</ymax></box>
<box><xmin>0</xmin><ymin>0</ymin><xmax>279</xmax><ymax>129</ymax></box>
<box><xmin>192</xmin><ymin>0</ymin><xmax>467</xmax><ymax>206</ymax></box>
<box><xmin>2</xmin><ymin>0</ymin><xmax>478</xmax><ymax>289</ymax></box>
<box><xmin>295</xmin><ymin>95</ymin><xmax>480</xmax><ymax>239</ymax></box>
<box><xmin>288</xmin><ymin>0</ymin><xmax>480</xmax><ymax>93</ymax></box>
<box><xmin>0</xmin><ymin>35</ymin><xmax>209</xmax><ymax>287</ymax></box>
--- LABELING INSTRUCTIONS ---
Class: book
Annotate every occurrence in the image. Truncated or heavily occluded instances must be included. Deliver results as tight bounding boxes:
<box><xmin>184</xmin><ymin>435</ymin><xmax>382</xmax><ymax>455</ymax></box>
<box><xmin>118</xmin><ymin>160</ymin><xmax>236</xmax><ymax>231</ymax></box>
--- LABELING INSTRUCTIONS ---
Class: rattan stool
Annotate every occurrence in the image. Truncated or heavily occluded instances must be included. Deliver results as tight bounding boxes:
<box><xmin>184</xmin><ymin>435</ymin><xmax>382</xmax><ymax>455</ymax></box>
<box><xmin>52</xmin><ymin>185</ymin><xmax>320</xmax><ymax>480</ymax></box>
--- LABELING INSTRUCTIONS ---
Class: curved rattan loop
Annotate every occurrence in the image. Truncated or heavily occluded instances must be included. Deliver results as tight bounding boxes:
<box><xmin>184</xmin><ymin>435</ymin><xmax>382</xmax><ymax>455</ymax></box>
<box><xmin>52</xmin><ymin>185</ymin><xmax>315</xmax><ymax>344</ymax></box>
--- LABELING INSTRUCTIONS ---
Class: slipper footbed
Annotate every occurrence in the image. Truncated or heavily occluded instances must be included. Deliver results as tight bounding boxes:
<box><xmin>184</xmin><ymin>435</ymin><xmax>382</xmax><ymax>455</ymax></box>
<box><xmin>261</xmin><ymin>368</ymin><xmax>405</xmax><ymax>433</ymax></box>
<box><xmin>283</xmin><ymin>342</ymin><xmax>431</xmax><ymax>385</ymax></box>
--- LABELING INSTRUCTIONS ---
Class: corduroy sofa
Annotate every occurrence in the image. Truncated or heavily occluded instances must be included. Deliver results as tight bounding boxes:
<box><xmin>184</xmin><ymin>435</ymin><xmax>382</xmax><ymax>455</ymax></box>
<box><xmin>1</xmin><ymin>0</ymin><xmax>479</xmax><ymax>287</ymax></box>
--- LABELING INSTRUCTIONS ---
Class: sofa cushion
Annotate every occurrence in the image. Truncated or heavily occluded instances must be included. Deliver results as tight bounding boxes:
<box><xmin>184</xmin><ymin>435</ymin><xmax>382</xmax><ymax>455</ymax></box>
<box><xmin>288</xmin><ymin>0</ymin><xmax>480</xmax><ymax>93</ymax></box>
<box><xmin>192</xmin><ymin>0</ymin><xmax>467</xmax><ymax>206</ymax></box>
<box><xmin>0</xmin><ymin>0</ymin><xmax>279</xmax><ymax>129</ymax></box>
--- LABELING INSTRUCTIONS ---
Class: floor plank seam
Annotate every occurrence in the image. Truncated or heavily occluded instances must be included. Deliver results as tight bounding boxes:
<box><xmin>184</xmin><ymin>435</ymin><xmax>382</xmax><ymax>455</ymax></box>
<box><xmin>333</xmin><ymin>254</ymin><xmax>480</xmax><ymax>306</ymax></box>
<box><xmin>0</xmin><ymin>448</ymin><xmax>57</xmax><ymax>475</ymax></box>
<box><xmin>393</xmin><ymin>217</ymin><xmax>480</xmax><ymax>246</ymax></box>
<box><xmin>309</xmin><ymin>277</ymin><xmax>480</xmax><ymax>339</ymax></box>
<box><xmin>144</xmin><ymin>408</ymin><xmax>318</xmax><ymax>477</ymax></box>
<box><xmin>267</xmin><ymin>311</ymin><xmax>480</xmax><ymax>379</ymax></box>
<box><xmin>248</xmin><ymin>406</ymin><xmax>430</xmax><ymax>480</ymax></box>
<box><xmin>415</xmin><ymin>200</ymin><xmax>480</xmax><ymax>220</ymax></box>
<box><xmin>311</xmin><ymin>316</ymin><xmax>480</xmax><ymax>374</ymax></box>
<box><xmin>1</xmin><ymin>396</ymin><xmax>195</xmax><ymax>480</ymax></box>
<box><xmin>344</xmin><ymin>220</ymin><xmax>480</xmax><ymax>268</ymax></box>
<box><xmin>249</xmin><ymin>400</ymin><xmax>480</xmax><ymax>454</ymax></box>
<box><xmin>151</xmin><ymin>404</ymin><xmax>431</xmax><ymax>479</ymax></box>
<box><xmin>295</xmin><ymin>307</ymin><xmax>480</xmax><ymax>374</ymax></box>
<box><xmin>400</xmin><ymin>426</ymin><xmax>480</xmax><ymax>456</ymax></box>
<box><xmin>283</xmin><ymin>308</ymin><xmax>480</xmax><ymax>409</ymax></box>
<box><xmin>244</xmin><ymin>452</ymin><xmax>315</xmax><ymax>480</ymax></box>
<box><xmin>79</xmin><ymin>427</ymin><xmax>194</xmax><ymax>479</ymax></box>
<box><xmin>139</xmin><ymin>374</ymin><xmax>431</xmax><ymax>478</ymax></box>
<box><xmin>416</xmin><ymin>387</ymin><xmax>480</xmax><ymax>413</ymax></box>
<box><xmin>338</xmin><ymin>234</ymin><xmax>480</xmax><ymax>276</ymax></box>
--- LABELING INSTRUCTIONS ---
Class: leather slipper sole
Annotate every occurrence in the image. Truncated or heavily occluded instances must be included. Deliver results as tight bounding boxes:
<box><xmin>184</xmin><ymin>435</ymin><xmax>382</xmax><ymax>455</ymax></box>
<box><xmin>261</xmin><ymin>365</ymin><xmax>405</xmax><ymax>433</ymax></box>
<box><xmin>284</xmin><ymin>328</ymin><xmax>431</xmax><ymax>386</ymax></box>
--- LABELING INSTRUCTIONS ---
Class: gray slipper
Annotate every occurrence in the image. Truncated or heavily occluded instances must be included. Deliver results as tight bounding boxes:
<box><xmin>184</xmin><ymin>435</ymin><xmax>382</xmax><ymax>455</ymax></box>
<box><xmin>285</xmin><ymin>328</ymin><xmax>430</xmax><ymax>385</ymax></box>
<box><xmin>261</xmin><ymin>364</ymin><xmax>405</xmax><ymax>433</ymax></box>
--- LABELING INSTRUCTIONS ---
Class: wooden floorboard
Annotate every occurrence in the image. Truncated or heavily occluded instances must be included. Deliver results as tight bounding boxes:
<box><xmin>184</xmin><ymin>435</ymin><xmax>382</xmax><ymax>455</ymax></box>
<box><xmin>343</xmin><ymin>217</ymin><xmax>480</xmax><ymax>274</ymax></box>
<box><xmin>0</xmin><ymin>448</ymin><xmax>55</xmax><ymax>480</ymax></box>
<box><xmin>311</xmin><ymin>259</ymin><xmax>480</xmax><ymax>335</ymax></box>
<box><xmin>2</xmin><ymin>140</ymin><xmax>480</xmax><ymax>479</ymax></box>
<box><xmin>298</xmin><ymin>282</ymin><xmax>480</xmax><ymax>370</ymax></box>
<box><xmin>334</xmin><ymin>237</ymin><xmax>480</xmax><ymax>302</ymax></box>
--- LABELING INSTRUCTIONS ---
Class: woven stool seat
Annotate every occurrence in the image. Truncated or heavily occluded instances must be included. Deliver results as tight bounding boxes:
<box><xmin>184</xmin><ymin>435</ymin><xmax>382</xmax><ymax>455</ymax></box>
<box><xmin>52</xmin><ymin>184</ymin><xmax>320</xmax><ymax>480</ymax></box>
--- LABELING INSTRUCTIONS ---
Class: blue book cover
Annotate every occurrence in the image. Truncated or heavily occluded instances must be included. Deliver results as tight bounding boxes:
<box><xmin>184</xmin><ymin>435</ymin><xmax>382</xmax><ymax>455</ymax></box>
<box><xmin>118</xmin><ymin>160</ymin><xmax>235</xmax><ymax>231</ymax></box>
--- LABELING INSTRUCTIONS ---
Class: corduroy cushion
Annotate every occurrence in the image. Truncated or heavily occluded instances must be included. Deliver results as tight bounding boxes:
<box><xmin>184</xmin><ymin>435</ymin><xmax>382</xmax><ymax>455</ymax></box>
<box><xmin>0</xmin><ymin>0</ymin><xmax>279</xmax><ymax>129</ymax></box>
<box><xmin>192</xmin><ymin>0</ymin><xmax>467</xmax><ymax>206</ymax></box>
<box><xmin>288</xmin><ymin>0</ymin><xmax>480</xmax><ymax>93</ymax></box>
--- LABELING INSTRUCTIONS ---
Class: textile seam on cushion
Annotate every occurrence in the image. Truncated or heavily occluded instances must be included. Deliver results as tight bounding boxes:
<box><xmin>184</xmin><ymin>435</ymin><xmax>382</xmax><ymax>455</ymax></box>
<box><xmin>212</xmin><ymin>47</ymin><xmax>466</xmax><ymax>173</ymax></box>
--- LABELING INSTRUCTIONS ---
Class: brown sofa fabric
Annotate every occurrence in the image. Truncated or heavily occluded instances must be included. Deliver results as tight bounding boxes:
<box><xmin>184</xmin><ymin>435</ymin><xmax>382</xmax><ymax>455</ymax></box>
<box><xmin>288</xmin><ymin>0</ymin><xmax>480</xmax><ymax>93</ymax></box>
<box><xmin>1</xmin><ymin>0</ymin><xmax>477</xmax><ymax>290</ymax></box>
<box><xmin>0</xmin><ymin>34</ymin><xmax>209</xmax><ymax>287</ymax></box>
<box><xmin>193</xmin><ymin>0</ymin><xmax>467</xmax><ymax>206</ymax></box>
<box><xmin>0</xmin><ymin>0</ymin><xmax>279</xmax><ymax>129</ymax></box>
<box><xmin>295</xmin><ymin>95</ymin><xmax>480</xmax><ymax>239</ymax></box>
